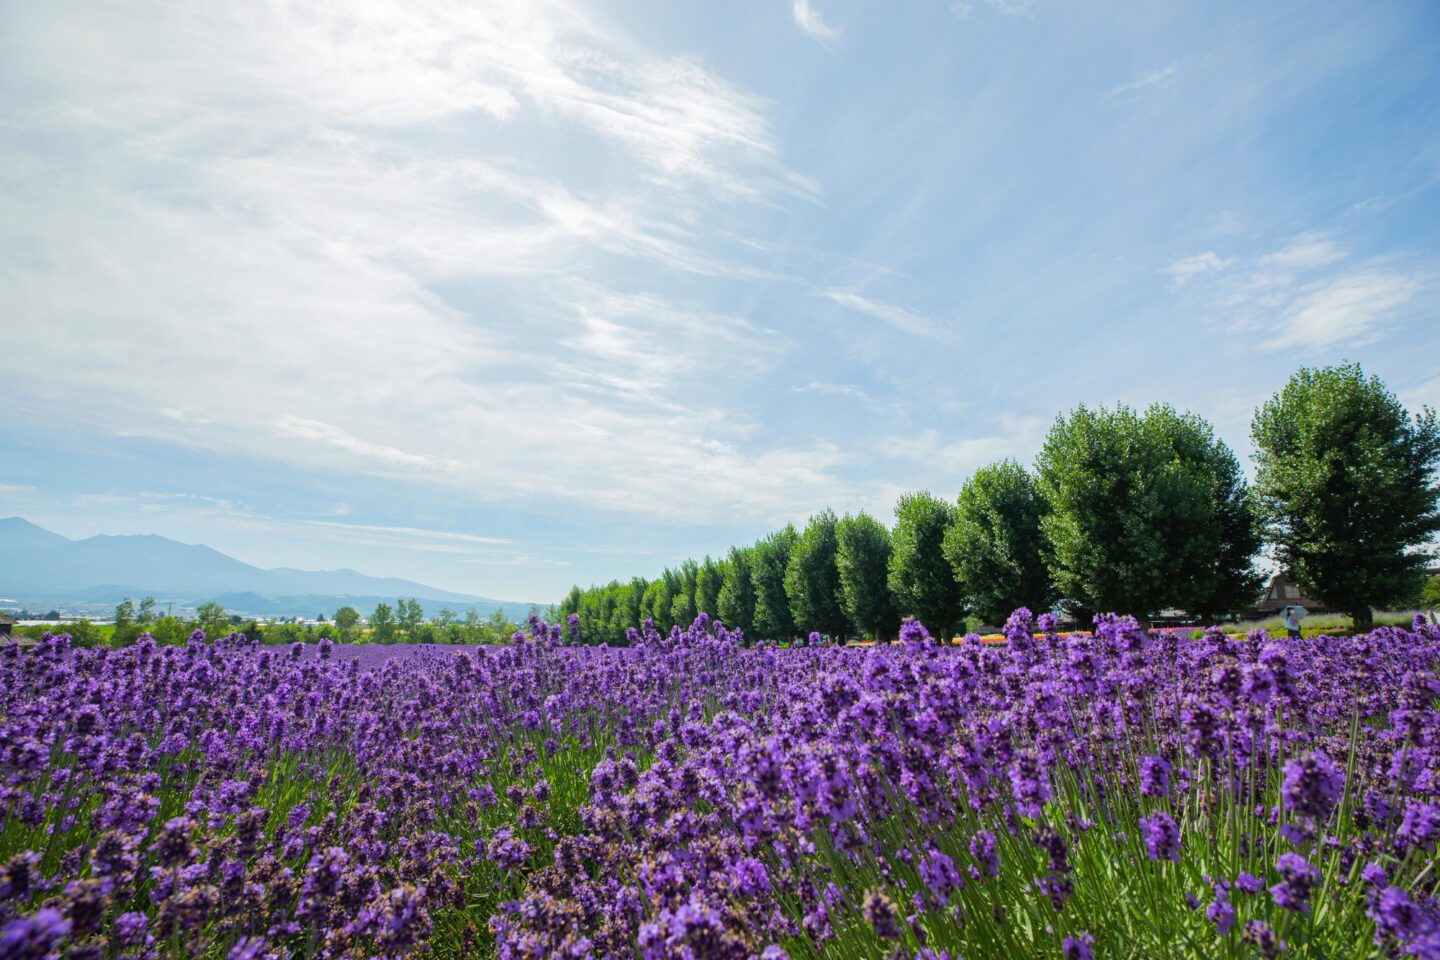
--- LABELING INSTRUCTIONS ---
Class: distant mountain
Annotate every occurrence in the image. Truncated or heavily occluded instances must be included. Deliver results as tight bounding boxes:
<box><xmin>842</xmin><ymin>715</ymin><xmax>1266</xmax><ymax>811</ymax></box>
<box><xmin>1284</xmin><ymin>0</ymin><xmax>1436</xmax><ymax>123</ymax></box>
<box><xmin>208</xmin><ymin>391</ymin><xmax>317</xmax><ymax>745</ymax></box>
<box><xmin>0</xmin><ymin>517</ymin><xmax>535</xmax><ymax>617</ymax></box>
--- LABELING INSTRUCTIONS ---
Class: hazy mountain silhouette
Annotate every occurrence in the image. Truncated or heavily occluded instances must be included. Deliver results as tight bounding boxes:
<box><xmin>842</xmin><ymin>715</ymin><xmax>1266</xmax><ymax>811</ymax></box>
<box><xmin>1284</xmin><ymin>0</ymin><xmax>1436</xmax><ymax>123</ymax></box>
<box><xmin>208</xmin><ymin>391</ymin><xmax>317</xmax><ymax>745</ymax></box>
<box><xmin>0</xmin><ymin>517</ymin><xmax>533</xmax><ymax>616</ymax></box>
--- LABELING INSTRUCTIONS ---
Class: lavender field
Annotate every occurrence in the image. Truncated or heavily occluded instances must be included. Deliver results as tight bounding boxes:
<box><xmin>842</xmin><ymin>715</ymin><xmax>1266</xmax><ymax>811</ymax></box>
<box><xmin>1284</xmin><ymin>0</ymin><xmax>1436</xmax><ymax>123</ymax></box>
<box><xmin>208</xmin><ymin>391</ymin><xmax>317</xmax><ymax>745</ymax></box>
<box><xmin>3</xmin><ymin>613</ymin><xmax>1439</xmax><ymax>960</ymax></box>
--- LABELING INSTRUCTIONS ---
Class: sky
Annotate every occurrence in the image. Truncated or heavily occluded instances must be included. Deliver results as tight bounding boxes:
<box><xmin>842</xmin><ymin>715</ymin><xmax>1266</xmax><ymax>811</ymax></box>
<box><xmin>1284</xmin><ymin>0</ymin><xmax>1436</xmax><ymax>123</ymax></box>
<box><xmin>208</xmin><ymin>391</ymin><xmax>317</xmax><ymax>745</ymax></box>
<box><xmin>2</xmin><ymin>0</ymin><xmax>1439</xmax><ymax>604</ymax></box>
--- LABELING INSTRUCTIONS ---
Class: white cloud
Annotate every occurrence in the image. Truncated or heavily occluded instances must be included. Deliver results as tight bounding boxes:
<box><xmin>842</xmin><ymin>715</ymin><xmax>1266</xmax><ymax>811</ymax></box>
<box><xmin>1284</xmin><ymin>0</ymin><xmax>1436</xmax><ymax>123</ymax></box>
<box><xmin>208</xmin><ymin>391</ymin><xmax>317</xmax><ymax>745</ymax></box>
<box><xmin>1164</xmin><ymin>251</ymin><xmax>1237</xmax><ymax>287</ymax></box>
<box><xmin>1400</xmin><ymin>376</ymin><xmax>1440</xmax><ymax>413</ymax></box>
<box><xmin>880</xmin><ymin>416</ymin><xmax>1048</xmax><ymax>479</ymax></box>
<box><xmin>1270</xmin><ymin>270</ymin><xmax>1422</xmax><ymax>350</ymax></box>
<box><xmin>791</xmin><ymin>0</ymin><xmax>840</xmax><ymax>45</ymax></box>
<box><xmin>1208</xmin><ymin>211</ymin><xmax>1247</xmax><ymax>236</ymax></box>
<box><xmin>303</xmin><ymin>520</ymin><xmax>513</xmax><ymax>547</ymax></box>
<box><xmin>951</xmin><ymin>0</ymin><xmax>1039</xmax><ymax>18</ymax></box>
<box><xmin>0</xmin><ymin>0</ymin><xmax>865</xmax><ymax>528</ymax></box>
<box><xmin>985</xmin><ymin>0</ymin><xmax>1040</xmax><ymax>17</ymax></box>
<box><xmin>1258</xmin><ymin>231</ymin><xmax>1347</xmax><ymax>270</ymax></box>
<box><xmin>274</xmin><ymin>417</ymin><xmax>455</xmax><ymax>473</ymax></box>
<box><xmin>159</xmin><ymin>406</ymin><xmax>216</xmax><ymax>426</ymax></box>
<box><xmin>794</xmin><ymin>381</ymin><xmax>873</xmax><ymax>402</ymax></box>
<box><xmin>1106</xmin><ymin>63</ymin><xmax>1180</xmax><ymax>101</ymax></box>
<box><xmin>824</xmin><ymin>290</ymin><xmax>946</xmax><ymax>339</ymax></box>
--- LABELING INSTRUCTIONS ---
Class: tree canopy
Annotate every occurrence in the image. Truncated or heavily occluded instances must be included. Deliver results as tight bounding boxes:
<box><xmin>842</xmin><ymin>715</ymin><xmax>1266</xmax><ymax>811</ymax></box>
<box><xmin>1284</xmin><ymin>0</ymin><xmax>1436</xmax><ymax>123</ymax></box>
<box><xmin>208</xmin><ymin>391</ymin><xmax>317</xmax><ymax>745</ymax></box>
<box><xmin>944</xmin><ymin>459</ymin><xmax>1055</xmax><ymax>626</ymax></box>
<box><xmin>888</xmin><ymin>491</ymin><xmax>966</xmax><ymax>638</ymax></box>
<box><xmin>785</xmin><ymin>510</ymin><xmax>850</xmax><ymax>638</ymax></box>
<box><xmin>717</xmin><ymin>545</ymin><xmax>757</xmax><ymax>638</ymax></box>
<box><xmin>752</xmin><ymin>525</ymin><xmax>798</xmax><ymax>641</ymax></box>
<box><xmin>835</xmin><ymin>511</ymin><xmax>897</xmax><ymax>641</ymax></box>
<box><xmin>1252</xmin><ymin>363</ymin><xmax>1440</xmax><ymax>629</ymax></box>
<box><xmin>1036</xmin><ymin>403</ymin><xmax>1260</xmax><ymax>621</ymax></box>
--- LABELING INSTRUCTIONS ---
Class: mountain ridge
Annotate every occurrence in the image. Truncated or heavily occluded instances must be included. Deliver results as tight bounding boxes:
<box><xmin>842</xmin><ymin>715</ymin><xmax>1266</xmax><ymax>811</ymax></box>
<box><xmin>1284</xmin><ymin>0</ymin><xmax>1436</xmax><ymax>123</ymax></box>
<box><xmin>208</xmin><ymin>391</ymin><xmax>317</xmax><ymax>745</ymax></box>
<box><xmin>0</xmin><ymin>517</ymin><xmax>536</xmax><ymax>617</ymax></box>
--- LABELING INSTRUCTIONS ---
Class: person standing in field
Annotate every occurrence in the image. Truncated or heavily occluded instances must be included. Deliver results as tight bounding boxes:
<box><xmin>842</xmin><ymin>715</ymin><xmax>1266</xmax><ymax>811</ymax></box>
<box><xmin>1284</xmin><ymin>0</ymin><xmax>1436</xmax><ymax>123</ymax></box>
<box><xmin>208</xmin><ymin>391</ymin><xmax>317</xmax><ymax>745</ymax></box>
<box><xmin>1283</xmin><ymin>606</ymin><xmax>1301</xmax><ymax>639</ymax></box>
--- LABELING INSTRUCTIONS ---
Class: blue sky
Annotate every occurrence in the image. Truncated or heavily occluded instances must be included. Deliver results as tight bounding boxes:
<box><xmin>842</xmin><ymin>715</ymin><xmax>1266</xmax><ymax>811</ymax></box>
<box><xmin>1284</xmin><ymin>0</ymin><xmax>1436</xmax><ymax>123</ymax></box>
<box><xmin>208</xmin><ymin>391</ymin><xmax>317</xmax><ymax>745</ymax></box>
<box><xmin>2</xmin><ymin>0</ymin><xmax>1438</xmax><ymax>603</ymax></box>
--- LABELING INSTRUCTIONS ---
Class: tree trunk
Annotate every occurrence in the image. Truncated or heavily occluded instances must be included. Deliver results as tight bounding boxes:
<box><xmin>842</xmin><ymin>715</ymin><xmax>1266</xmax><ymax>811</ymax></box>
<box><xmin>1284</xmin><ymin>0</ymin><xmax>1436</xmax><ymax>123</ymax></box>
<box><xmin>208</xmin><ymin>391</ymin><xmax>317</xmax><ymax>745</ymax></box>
<box><xmin>1350</xmin><ymin>607</ymin><xmax>1374</xmax><ymax>634</ymax></box>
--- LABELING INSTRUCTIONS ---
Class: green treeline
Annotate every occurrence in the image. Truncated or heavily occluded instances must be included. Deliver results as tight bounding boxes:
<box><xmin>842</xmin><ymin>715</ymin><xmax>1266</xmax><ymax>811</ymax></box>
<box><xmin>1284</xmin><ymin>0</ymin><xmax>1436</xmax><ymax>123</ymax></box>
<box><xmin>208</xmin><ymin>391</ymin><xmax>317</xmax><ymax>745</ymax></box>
<box><xmin>19</xmin><ymin>598</ymin><xmax>546</xmax><ymax>649</ymax></box>
<box><xmin>561</xmin><ymin>363</ymin><xmax>1440</xmax><ymax>643</ymax></box>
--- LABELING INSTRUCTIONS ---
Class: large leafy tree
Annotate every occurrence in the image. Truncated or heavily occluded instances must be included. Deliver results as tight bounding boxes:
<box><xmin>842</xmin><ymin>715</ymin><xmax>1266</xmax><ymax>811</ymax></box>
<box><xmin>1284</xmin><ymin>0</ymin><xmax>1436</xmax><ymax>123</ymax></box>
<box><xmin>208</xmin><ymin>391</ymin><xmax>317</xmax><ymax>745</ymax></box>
<box><xmin>624</xmin><ymin>576</ymin><xmax>647</xmax><ymax>632</ymax></box>
<box><xmin>333</xmin><ymin>606</ymin><xmax>361</xmax><ymax>640</ymax></box>
<box><xmin>397</xmin><ymin>598</ymin><xmax>425</xmax><ymax>635</ymax></box>
<box><xmin>641</xmin><ymin>576</ymin><xmax>676</xmax><ymax>631</ymax></box>
<box><xmin>369</xmin><ymin>602</ymin><xmax>396</xmax><ymax>644</ymax></box>
<box><xmin>717</xmin><ymin>545</ymin><xmax>757</xmax><ymax>638</ymax></box>
<box><xmin>1252</xmin><ymin>363</ymin><xmax>1440</xmax><ymax>630</ymax></box>
<box><xmin>751</xmin><ymin>525</ymin><xmax>798</xmax><ymax>641</ymax></box>
<box><xmin>1037</xmin><ymin>403</ymin><xmax>1261</xmax><ymax>622</ymax></box>
<box><xmin>672</xmin><ymin>560</ymin><xmax>699</xmax><ymax>626</ymax></box>
<box><xmin>944</xmin><ymin>459</ymin><xmax>1056</xmax><ymax>626</ymax></box>
<box><xmin>835</xmin><ymin>511</ymin><xmax>898</xmax><ymax>641</ymax></box>
<box><xmin>695</xmin><ymin>556</ymin><xmax>723</xmax><ymax>618</ymax></box>
<box><xmin>888</xmin><ymin>492</ymin><xmax>966</xmax><ymax>638</ymax></box>
<box><xmin>785</xmin><ymin>509</ymin><xmax>851</xmax><ymax>638</ymax></box>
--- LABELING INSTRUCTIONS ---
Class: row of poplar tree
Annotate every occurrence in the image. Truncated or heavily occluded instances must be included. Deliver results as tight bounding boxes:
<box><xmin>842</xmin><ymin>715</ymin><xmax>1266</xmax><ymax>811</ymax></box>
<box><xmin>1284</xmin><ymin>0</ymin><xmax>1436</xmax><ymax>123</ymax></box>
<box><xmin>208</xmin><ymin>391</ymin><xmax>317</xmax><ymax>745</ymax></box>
<box><xmin>559</xmin><ymin>363</ymin><xmax>1440</xmax><ymax>643</ymax></box>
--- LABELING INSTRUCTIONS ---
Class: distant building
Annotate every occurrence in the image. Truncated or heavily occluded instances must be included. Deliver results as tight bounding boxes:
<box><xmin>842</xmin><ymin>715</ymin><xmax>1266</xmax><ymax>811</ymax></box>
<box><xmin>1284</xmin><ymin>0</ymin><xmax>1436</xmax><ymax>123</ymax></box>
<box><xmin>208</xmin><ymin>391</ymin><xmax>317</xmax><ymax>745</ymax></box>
<box><xmin>0</xmin><ymin>614</ymin><xmax>12</xmax><ymax>637</ymax></box>
<box><xmin>1257</xmin><ymin>571</ymin><xmax>1323</xmax><ymax>615</ymax></box>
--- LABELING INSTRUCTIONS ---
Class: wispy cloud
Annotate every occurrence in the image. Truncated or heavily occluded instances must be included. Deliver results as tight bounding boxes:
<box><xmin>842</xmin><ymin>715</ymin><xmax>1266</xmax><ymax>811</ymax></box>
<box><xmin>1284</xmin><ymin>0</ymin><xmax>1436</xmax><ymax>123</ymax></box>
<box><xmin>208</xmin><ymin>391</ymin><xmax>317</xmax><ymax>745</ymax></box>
<box><xmin>951</xmin><ymin>0</ymin><xmax>1040</xmax><ymax>20</ymax></box>
<box><xmin>273</xmin><ymin>417</ymin><xmax>453</xmax><ymax>473</ymax></box>
<box><xmin>987</xmin><ymin>0</ymin><xmax>1040</xmax><ymax>14</ymax></box>
<box><xmin>824</xmin><ymin>290</ymin><xmax>945</xmax><ymax>339</ymax></box>
<box><xmin>0</xmin><ymin>1</ymin><xmax>862</xmax><ymax>527</ymax></box>
<box><xmin>880</xmin><ymin>415</ymin><xmax>1049</xmax><ymax>479</ymax></box>
<box><xmin>1167</xmin><ymin>228</ymin><xmax>1426</xmax><ymax>351</ymax></box>
<box><xmin>792</xmin><ymin>381</ymin><xmax>896</xmax><ymax>414</ymax></box>
<box><xmin>791</xmin><ymin>0</ymin><xmax>840</xmax><ymax>45</ymax></box>
<box><xmin>1400</xmin><ymin>375</ymin><xmax>1440</xmax><ymax>413</ymax></box>
<box><xmin>794</xmin><ymin>381</ymin><xmax>874</xmax><ymax>402</ymax></box>
<box><xmin>1107</xmin><ymin>63</ymin><xmax>1181</xmax><ymax>101</ymax></box>
<box><xmin>1270</xmin><ymin>270</ymin><xmax>1422</xmax><ymax>350</ymax></box>
<box><xmin>1165</xmin><ymin>251</ymin><xmax>1237</xmax><ymax>287</ymax></box>
<box><xmin>303</xmin><ymin>520</ymin><xmax>513</xmax><ymax>547</ymax></box>
<box><xmin>1258</xmin><ymin>231</ymin><xmax>1347</xmax><ymax>270</ymax></box>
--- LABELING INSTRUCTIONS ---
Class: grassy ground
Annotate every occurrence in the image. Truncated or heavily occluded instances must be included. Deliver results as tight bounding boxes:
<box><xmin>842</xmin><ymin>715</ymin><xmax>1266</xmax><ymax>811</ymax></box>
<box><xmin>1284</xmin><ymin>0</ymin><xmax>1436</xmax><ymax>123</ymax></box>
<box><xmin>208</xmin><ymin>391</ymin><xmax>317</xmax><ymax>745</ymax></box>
<box><xmin>1224</xmin><ymin>609</ymin><xmax>1425</xmax><ymax>637</ymax></box>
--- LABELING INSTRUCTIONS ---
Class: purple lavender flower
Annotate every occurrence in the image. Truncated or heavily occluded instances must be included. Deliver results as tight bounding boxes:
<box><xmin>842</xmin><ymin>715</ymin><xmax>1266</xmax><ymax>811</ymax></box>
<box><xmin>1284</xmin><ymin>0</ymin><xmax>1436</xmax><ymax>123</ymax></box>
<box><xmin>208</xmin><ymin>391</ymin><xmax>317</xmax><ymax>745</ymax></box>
<box><xmin>1140</xmin><ymin>811</ymin><xmax>1181</xmax><ymax>862</ymax></box>
<box><xmin>0</xmin><ymin>852</ymin><xmax>40</xmax><ymax>902</ymax></box>
<box><xmin>1234</xmin><ymin>872</ymin><xmax>1264</xmax><ymax>895</ymax></box>
<box><xmin>969</xmin><ymin>830</ymin><xmax>999</xmax><ymax>879</ymax></box>
<box><xmin>484</xmin><ymin>828</ymin><xmax>530</xmax><ymax>871</ymax></box>
<box><xmin>1243</xmin><ymin>920</ymin><xmax>1286</xmax><ymax>959</ymax></box>
<box><xmin>1008</xmin><ymin>750</ymin><xmax>1051</xmax><ymax>816</ymax></box>
<box><xmin>112</xmin><ymin>912</ymin><xmax>148</xmax><ymax>947</ymax></box>
<box><xmin>1206</xmin><ymin>896</ymin><xmax>1236</xmax><ymax>935</ymax></box>
<box><xmin>918</xmin><ymin>848</ymin><xmax>963</xmax><ymax>905</ymax></box>
<box><xmin>1396</xmin><ymin>801</ymin><xmax>1440</xmax><ymax>855</ymax></box>
<box><xmin>227</xmin><ymin>936</ymin><xmax>273</xmax><ymax>960</ymax></box>
<box><xmin>862</xmin><ymin>889</ymin><xmax>901</xmax><ymax>940</ymax></box>
<box><xmin>0</xmin><ymin>908</ymin><xmax>70</xmax><ymax>959</ymax></box>
<box><xmin>1061</xmin><ymin>931</ymin><xmax>1095</xmax><ymax>960</ymax></box>
<box><xmin>1139</xmin><ymin>755</ymin><xmax>1171</xmax><ymax>798</ymax></box>
<box><xmin>1270</xmin><ymin>852</ymin><xmax>1320</xmax><ymax>913</ymax></box>
<box><xmin>1281</xmin><ymin>751</ymin><xmax>1344</xmax><ymax>823</ymax></box>
<box><xmin>1368</xmin><ymin>886</ymin><xmax>1435</xmax><ymax>948</ymax></box>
